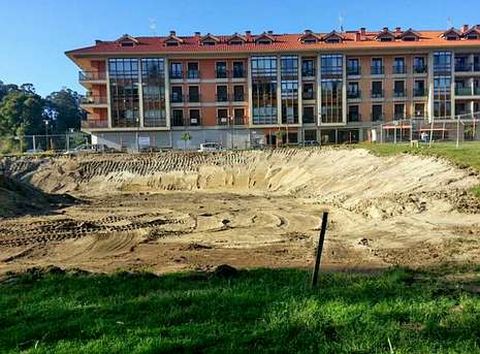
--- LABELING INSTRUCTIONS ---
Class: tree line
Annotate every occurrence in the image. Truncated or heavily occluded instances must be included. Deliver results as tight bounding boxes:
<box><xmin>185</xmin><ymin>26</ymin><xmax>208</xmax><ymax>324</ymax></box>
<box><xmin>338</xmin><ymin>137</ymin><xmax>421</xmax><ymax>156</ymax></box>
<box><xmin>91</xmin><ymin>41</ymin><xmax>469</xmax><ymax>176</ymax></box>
<box><xmin>0</xmin><ymin>80</ymin><xmax>84</xmax><ymax>152</ymax></box>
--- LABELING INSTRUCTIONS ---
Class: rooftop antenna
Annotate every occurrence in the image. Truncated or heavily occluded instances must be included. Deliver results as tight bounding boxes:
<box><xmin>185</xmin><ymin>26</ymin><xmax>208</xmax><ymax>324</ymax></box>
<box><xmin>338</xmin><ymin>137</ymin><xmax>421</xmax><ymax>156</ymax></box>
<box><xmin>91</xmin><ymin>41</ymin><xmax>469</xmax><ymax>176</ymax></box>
<box><xmin>338</xmin><ymin>13</ymin><xmax>345</xmax><ymax>32</ymax></box>
<box><xmin>447</xmin><ymin>17</ymin><xmax>453</xmax><ymax>28</ymax></box>
<box><xmin>149</xmin><ymin>18</ymin><xmax>157</xmax><ymax>36</ymax></box>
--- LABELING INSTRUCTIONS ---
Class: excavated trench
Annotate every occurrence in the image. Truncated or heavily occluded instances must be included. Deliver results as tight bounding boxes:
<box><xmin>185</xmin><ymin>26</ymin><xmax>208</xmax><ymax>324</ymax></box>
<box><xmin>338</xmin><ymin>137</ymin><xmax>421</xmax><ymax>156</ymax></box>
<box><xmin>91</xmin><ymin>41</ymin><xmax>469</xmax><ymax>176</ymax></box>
<box><xmin>0</xmin><ymin>148</ymin><xmax>479</xmax><ymax>274</ymax></box>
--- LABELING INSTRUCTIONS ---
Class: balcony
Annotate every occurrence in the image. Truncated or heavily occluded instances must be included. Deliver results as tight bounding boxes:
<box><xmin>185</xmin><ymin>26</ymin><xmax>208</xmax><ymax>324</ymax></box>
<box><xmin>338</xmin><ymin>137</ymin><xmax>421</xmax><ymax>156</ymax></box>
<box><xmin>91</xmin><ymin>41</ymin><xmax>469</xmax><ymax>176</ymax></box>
<box><xmin>80</xmin><ymin>96</ymin><xmax>108</xmax><ymax>105</ymax></box>
<box><xmin>216</xmin><ymin>94</ymin><xmax>229</xmax><ymax>102</ymax></box>
<box><xmin>170</xmin><ymin>94</ymin><xmax>184</xmax><ymax>103</ymax></box>
<box><xmin>81</xmin><ymin>120</ymin><xmax>108</xmax><ymax>129</ymax></box>
<box><xmin>371</xmin><ymin>66</ymin><xmax>384</xmax><ymax>75</ymax></box>
<box><xmin>371</xmin><ymin>90</ymin><xmax>384</xmax><ymax>99</ymax></box>
<box><xmin>186</xmin><ymin>70</ymin><xmax>200</xmax><ymax>79</ymax></box>
<box><xmin>169</xmin><ymin>71</ymin><xmax>184</xmax><ymax>80</ymax></box>
<box><xmin>347</xmin><ymin>90</ymin><xmax>361</xmax><ymax>99</ymax></box>
<box><xmin>371</xmin><ymin>113</ymin><xmax>385</xmax><ymax>122</ymax></box>
<box><xmin>348</xmin><ymin>113</ymin><xmax>361</xmax><ymax>122</ymax></box>
<box><xmin>232</xmin><ymin>69</ymin><xmax>245</xmax><ymax>78</ymax></box>
<box><xmin>413</xmin><ymin>64</ymin><xmax>427</xmax><ymax>74</ymax></box>
<box><xmin>475</xmin><ymin>87</ymin><xmax>480</xmax><ymax>95</ymax></box>
<box><xmin>187</xmin><ymin>94</ymin><xmax>201</xmax><ymax>103</ymax></box>
<box><xmin>302</xmin><ymin>68</ymin><xmax>316</xmax><ymax>77</ymax></box>
<box><xmin>347</xmin><ymin>67</ymin><xmax>361</xmax><ymax>76</ymax></box>
<box><xmin>233</xmin><ymin>93</ymin><xmax>245</xmax><ymax>102</ymax></box>
<box><xmin>79</xmin><ymin>71</ymin><xmax>106</xmax><ymax>82</ymax></box>
<box><xmin>302</xmin><ymin>91</ymin><xmax>315</xmax><ymax>100</ymax></box>
<box><xmin>455</xmin><ymin>87</ymin><xmax>473</xmax><ymax>96</ymax></box>
<box><xmin>392</xmin><ymin>65</ymin><xmax>407</xmax><ymax>75</ymax></box>
<box><xmin>413</xmin><ymin>89</ymin><xmax>427</xmax><ymax>97</ymax></box>
<box><xmin>216</xmin><ymin>69</ymin><xmax>228</xmax><ymax>79</ymax></box>
<box><xmin>393</xmin><ymin>90</ymin><xmax>406</xmax><ymax>98</ymax></box>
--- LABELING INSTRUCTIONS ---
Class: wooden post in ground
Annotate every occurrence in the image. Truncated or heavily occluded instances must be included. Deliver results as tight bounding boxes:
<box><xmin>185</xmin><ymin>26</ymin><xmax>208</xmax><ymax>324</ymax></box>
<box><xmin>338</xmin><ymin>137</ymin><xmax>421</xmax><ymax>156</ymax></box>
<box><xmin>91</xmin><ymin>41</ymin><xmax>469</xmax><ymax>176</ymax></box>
<box><xmin>311</xmin><ymin>211</ymin><xmax>329</xmax><ymax>288</ymax></box>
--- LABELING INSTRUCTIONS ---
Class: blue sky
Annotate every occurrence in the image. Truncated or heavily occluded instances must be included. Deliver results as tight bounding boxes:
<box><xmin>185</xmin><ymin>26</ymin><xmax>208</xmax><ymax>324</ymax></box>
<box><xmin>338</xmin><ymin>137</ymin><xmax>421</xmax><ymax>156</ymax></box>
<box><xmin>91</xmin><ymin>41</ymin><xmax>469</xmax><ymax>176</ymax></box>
<box><xmin>1</xmin><ymin>0</ymin><xmax>479</xmax><ymax>97</ymax></box>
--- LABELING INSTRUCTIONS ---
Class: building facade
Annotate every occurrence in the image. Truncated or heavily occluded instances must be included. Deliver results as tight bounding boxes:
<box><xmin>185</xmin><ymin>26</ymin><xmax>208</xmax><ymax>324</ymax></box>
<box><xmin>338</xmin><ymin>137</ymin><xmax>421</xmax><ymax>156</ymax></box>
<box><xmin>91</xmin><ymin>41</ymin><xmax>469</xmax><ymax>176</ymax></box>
<box><xmin>66</xmin><ymin>25</ymin><xmax>480</xmax><ymax>150</ymax></box>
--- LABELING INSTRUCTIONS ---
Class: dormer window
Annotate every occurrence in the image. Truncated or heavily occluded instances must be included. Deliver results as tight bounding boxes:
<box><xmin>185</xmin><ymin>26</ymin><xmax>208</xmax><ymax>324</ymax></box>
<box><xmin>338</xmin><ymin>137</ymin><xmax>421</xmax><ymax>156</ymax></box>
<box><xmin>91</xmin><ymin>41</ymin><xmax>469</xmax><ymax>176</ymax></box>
<box><xmin>325</xmin><ymin>37</ymin><xmax>341</xmax><ymax>44</ymax></box>
<box><xmin>200</xmin><ymin>34</ymin><xmax>220</xmax><ymax>46</ymax></box>
<box><xmin>120</xmin><ymin>42</ymin><xmax>135</xmax><ymax>47</ymax></box>
<box><xmin>165</xmin><ymin>40</ymin><xmax>179</xmax><ymax>47</ymax></box>
<box><xmin>379</xmin><ymin>36</ymin><xmax>393</xmax><ymax>42</ymax></box>
<box><xmin>399</xmin><ymin>29</ymin><xmax>420</xmax><ymax>42</ymax></box>
<box><xmin>322</xmin><ymin>31</ymin><xmax>344</xmax><ymax>44</ymax></box>
<box><xmin>257</xmin><ymin>39</ymin><xmax>272</xmax><ymax>45</ymax></box>
<box><xmin>303</xmin><ymin>38</ymin><xmax>318</xmax><ymax>44</ymax></box>
<box><xmin>467</xmin><ymin>33</ymin><xmax>479</xmax><ymax>40</ymax></box>
<box><xmin>202</xmin><ymin>40</ymin><xmax>216</xmax><ymax>46</ymax></box>
<box><xmin>446</xmin><ymin>35</ymin><xmax>459</xmax><ymax>41</ymax></box>
<box><xmin>229</xmin><ymin>40</ymin><xmax>244</xmax><ymax>45</ymax></box>
<box><xmin>116</xmin><ymin>34</ymin><xmax>139</xmax><ymax>48</ymax></box>
<box><xmin>376</xmin><ymin>28</ymin><xmax>396</xmax><ymax>42</ymax></box>
<box><xmin>402</xmin><ymin>36</ymin><xmax>417</xmax><ymax>42</ymax></box>
<box><xmin>442</xmin><ymin>28</ymin><xmax>462</xmax><ymax>41</ymax></box>
<box><xmin>255</xmin><ymin>33</ymin><xmax>275</xmax><ymax>45</ymax></box>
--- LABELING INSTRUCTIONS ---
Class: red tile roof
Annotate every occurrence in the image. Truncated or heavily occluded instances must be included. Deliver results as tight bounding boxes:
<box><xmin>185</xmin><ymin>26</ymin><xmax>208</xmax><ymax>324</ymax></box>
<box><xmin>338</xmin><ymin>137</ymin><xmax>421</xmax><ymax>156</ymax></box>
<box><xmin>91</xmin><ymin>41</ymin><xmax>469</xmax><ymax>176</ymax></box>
<box><xmin>66</xmin><ymin>28</ymin><xmax>480</xmax><ymax>58</ymax></box>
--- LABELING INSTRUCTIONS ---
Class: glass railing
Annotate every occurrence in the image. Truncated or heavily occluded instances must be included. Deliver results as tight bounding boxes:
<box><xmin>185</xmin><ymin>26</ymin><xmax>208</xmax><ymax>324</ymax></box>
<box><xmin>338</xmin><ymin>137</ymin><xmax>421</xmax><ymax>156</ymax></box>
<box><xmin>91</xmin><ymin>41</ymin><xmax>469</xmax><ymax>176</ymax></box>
<box><xmin>413</xmin><ymin>65</ymin><xmax>427</xmax><ymax>74</ymax></box>
<box><xmin>347</xmin><ymin>90</ymin><xmax>361</xmax><ymax>99</ymax></box>
<box><xmin>455</xmin><ymin>87</ymin><xmax>473</xmax><ymax>96</ymax></box>
<box><xmin>347</xmin><ymin>67</ymin><xmax>361</xmax><ymax>76</ymax></box>
<box><xmin>187</xmin><ymin>70</ymin><xmax>200</xmax><ymax>79</ymax></box>
<box><xmin>79</xmin><ymin>71</ymin><xmax>106</xmax><ymax>81</ymax></box>
<box><xmin>392</xmin><ymin>65</ymin><xmax>406</xmax><ymax>74</ymax></box>
<box><xmin>80</xmin><ymin>96</ymin><xmax>108</xmax><ymax>104</ymax></box>
<box><xmin>413</xmin><ymin>89</ymin><xmax>427</xmax><ymax>97</ymax></box>
<box><xmin>393</xmin><ymin>90</ymin><xmax>406</xmax><ymax>97</ymax></box>
<box><xmin>371</xmin><ymin>90</ymin><xmax>384</xmax><ymax>98</ymax></box>
<box><xmin>370</xmin><ymin>66</ymin><xmax>384</xmax><ymax>75</ymax></box>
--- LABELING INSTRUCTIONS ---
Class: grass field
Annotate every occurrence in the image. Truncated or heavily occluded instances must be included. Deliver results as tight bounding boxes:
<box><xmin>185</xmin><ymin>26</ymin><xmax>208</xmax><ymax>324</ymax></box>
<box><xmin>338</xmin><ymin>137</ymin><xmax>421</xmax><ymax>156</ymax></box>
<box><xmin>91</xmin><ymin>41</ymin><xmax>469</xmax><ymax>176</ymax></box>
<box><xmin>359</xmin><ymin>141</ymin><xmax>480</xmax><ymax>197</ymax></box>
<box><xmin>1</xmin><ymin>267</ymin><xmax>480</xmax><ymax>353</ymax></box>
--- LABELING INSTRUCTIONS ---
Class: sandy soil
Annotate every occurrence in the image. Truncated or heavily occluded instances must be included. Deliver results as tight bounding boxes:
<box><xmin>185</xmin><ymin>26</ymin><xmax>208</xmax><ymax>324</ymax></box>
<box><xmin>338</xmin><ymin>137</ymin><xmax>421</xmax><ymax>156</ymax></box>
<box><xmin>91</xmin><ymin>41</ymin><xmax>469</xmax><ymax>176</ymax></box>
<box><xmin>0</xmin><ymin>148</ymin><xmax>479</xmax><ymax>274</ymax></box>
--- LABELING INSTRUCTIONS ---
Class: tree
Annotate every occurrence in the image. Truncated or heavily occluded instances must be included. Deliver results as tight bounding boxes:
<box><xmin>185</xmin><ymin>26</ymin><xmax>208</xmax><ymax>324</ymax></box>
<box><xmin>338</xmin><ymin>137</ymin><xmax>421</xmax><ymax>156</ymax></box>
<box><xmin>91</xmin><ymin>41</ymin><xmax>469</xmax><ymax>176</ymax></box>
<box><xmin>180</xmin><ymin>132</ymin><xmax>191</xmax><ymax>150</ymax></box>
<box><xmin>45</xmin><ymin>88</ymin><xmax>83</xmax><ymax>133</ymax></box>
<box><xmin>0</xmin><ymin>90</ymin><xmax>44</xmax><ymax>137</ymax></box>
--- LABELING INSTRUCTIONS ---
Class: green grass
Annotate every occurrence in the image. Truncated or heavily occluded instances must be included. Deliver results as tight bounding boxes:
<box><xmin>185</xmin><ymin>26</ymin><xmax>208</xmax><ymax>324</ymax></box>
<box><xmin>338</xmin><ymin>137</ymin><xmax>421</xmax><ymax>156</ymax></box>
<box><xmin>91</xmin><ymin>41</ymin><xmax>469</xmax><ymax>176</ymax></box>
<box><xmin>1</xmin><ymin>267</ymin><xmax>480</xmax><ymax>353</ymax></box>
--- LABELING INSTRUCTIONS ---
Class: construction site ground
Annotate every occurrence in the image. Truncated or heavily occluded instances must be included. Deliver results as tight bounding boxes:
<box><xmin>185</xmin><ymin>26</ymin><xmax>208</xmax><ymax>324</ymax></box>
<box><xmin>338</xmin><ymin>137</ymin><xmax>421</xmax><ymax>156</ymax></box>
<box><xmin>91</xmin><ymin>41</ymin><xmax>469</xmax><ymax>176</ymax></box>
<box><xmin>1</xmin><ymin>147</ymin><xmax>479</xmax><ymax>275</ymax></box>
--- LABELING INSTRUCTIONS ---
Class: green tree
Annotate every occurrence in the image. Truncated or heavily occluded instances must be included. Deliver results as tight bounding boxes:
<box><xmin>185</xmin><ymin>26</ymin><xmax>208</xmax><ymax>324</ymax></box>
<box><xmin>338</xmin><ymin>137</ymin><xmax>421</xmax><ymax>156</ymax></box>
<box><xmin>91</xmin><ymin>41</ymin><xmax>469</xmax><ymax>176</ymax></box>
<box><xmin>180</xmin><ymin>132</ymin><xmax>191</xmax><ymax>150</ymax></box>
<box><xmin>0</xmin><ymin>90</ymin><xmax>44</xmax><ymax>137</ymax></box>
<box><xmin>45</xmin><ymin>88</ymin><xmax>83</xmax><ymax>133</ymax></box>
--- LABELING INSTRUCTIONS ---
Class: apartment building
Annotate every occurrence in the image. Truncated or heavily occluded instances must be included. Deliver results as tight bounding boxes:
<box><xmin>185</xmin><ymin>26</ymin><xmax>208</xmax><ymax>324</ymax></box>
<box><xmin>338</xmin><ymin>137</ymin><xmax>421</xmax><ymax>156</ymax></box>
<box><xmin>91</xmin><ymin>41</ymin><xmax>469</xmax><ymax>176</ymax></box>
<box><xmin>66</xmin><ymin>25</ymin><xmax>480</xmax><ymax>149</ymax></box>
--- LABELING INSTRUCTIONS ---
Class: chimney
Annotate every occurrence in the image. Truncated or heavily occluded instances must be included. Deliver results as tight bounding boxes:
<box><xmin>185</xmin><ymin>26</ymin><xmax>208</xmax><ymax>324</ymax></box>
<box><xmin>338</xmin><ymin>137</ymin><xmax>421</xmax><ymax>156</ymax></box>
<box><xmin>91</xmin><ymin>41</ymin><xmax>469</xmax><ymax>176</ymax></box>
<box><xmin>462</xmin><ymin>24</ymin><xmax>469</xmax><ymax>33</ymax></box>
<box><xmin>355</xmin><ymin>32</ymin><xmax>361</xmax><ymax>42</ymax></box>
<box><xmin>267</xmin><ymin>30</ymin><xmax>273</xmax><ymax>35</ymax></box>
<box><xmin>395</xmin><ymin>27</ymin><xmax>401</xmax><ymax>33</ymax></box>
<box><xmin>360</xmin><ymin>27</ymin><xmax>366</xmax><ymax>36</ymax></box>
<box><xmin>194</xmin><ymin>31</ymin><xmax>201</xmax><ymax>37</ymax></box>
<box><xmin>304</xmin><ymin>29</ymin><xmax>312</xmax><ymax>35</ymax></box>
<box><xmin>245</xmin><ymin>30</ymin><xmax>251</xmax><ymax>38</ymax></box>
<box><xmin>383</xmin><ymin>27</ymin><xmax>389</xmax><ymax>32</ymax></box>
<box><xmin>169</xmin><ymin>30</ymin><xmax>176</xmax><ymax>36</ymax></box>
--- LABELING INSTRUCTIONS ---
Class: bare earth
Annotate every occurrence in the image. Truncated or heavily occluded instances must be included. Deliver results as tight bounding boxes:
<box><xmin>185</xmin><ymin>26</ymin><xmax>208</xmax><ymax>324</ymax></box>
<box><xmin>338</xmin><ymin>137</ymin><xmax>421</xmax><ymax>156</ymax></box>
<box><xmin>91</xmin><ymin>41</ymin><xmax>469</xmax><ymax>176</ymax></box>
<box><xmin>1</xmin><ymin>148</ymin><xmax>479</xmax><ymax>275</ymax></box>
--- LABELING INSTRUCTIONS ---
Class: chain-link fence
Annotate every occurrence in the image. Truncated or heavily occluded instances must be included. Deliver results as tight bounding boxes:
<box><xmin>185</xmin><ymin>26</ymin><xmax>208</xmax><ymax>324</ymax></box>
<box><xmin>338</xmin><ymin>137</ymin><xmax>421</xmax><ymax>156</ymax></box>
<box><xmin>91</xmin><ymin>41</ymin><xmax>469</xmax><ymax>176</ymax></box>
<box><xmin>371</xmin><ymin>114</ymin><xmax>480</xmax><ymax>145</ymax></box>
<box><xmin>0</xmin><ymin>132</ymin><xmax>91</xmax><ymax>154</ymax></box>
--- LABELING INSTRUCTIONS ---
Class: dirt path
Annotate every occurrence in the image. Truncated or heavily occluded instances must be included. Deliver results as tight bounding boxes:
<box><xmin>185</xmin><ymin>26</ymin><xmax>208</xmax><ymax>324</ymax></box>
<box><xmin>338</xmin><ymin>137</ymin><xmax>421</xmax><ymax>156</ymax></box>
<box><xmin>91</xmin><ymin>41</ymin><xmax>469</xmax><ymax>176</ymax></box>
<box><xmin>1</xmin><ymin>148</ymin><xmax>479</xmax><ymax>274</ymax></box>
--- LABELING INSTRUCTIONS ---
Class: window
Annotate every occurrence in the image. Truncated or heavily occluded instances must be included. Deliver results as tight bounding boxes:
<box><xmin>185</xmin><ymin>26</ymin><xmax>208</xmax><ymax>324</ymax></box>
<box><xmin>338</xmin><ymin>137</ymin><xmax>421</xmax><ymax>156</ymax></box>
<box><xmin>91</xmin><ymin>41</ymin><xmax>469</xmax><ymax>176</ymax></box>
<box><xmin>234</xmin><ymin>108</ymin><xmax>245</xmax><ymax>125</ymax></box>
<box><xmin>108</xmin><ymin>58</ymin><xmax>140</xmax><ymax>128</ymax></box>
<box><xmin>414</xmin><ymin>57</ymin><xmax>427</xmax><ymax>73</ymax></box>
<box><xmin>216</xmin><ymin>62</ymin><xmax>227</xmax><ymax>78</ymax></box>
<box><xmin>251</xmin><ymin>56</ymin><xmax>277</xmax><ymax>125</ymax></box>
<box><xmin>302</xmin><ymin>83</ymin><xmax>315</xmax><ymax>100</ymax></box>
<box><xmin>303</xmin><ymin>106</ymin><xmax>315</xmax><ymax>123</ymax></box>
<box><xmin>172</xmin><ymin>109</ymin><xmax>184</xmax><ymax>126</ymax></box>
<box><xmin>216</xmin><ymin>85</ymin><xmax>228</xmax><ymax>101</ymax></box>
<box><xmin>402</xmin><ymin>36</ymin><xmax>417</xmax><ymax>42</ymax></box>
<box><xmin>394</xmin><ymin>104</ymin><xmax>405</xmax><ymax>119</ymax></box>
<box><xmin>394</xmin><ymin>81</ymin><xmax>405</xmax><ymax>97</ymax></box>
<box><xmin>321</xmin><ymin>54</ymin><xmax>343</xmax><ymax>76</ymax></box>
<box><xmin>414</xmin><ymin>80</ymin><xmax>426</xmax><ymax>96</ymax></box>
<box><xmin>372</xmin><ymin>104</ymin><xmax>383</xmax><ymax>121</ymax></box>
<box><xmin>202</xmin><ymin>39</ymin><xmax>216</xmax><ymax>46</ymax></box>
<box><xmin>379</xmin><ymin>36</ymin><xmax>393</xmax><ymax>42</ymax></box>
<box><xmin>393</xmin><ymin>58</ymin><xmax>406</xmax><ymax>74</ymax></box>
<box><xmin>171</xmin><ymin>86</ymin><xmax>183</xmax><ymax>103</ymax></box>
<box><xmin>120</xmin><ymin>42</ymin><xmax>135</xmax><ymax>47</ymax></box>
<box><xmin>188</xmin><ymin>86</ymin><xmax>200</xmax><ymax>102</ymax></box>
<box><xmin>347</xmin><ymin>82</ymin><xmax>360</xmax><ymax>98</ymax></box>
<box><xmin>433</xmin><ymin>52</ymin><xmax>452</xmax><ymax>73</ymax></box>
<box><xmin>187</xmin><ymin>62</ymin><xmax>199</xmax><ymax>79</ymax></box>
<box><xmin>348</xmin><ymin>105</ymin><xmax>360</xmax><ymax>122</ymax></box>
<box><xmin>371</xmin><ymin>58</ymin><xmax>384</xmax><ymax>75</ymax></box>
<box><xmin>281</xmin><ymin>56</ymin><xmax>298</xmax><ymax>78</ymax></box>
<box><xmin>251</xmin><ymin>56</ymin><xmax>277</xmax><ymax>77</ymax></box>
<box><xmin>371</xmin><ymin>81</ymin><xmax>383</xmax><ymax>98</ymax></box>
<box><xmin>302</xmin><ymin>59</ymin><xmax>315</xmax><ymax>77</ymax></box>
<box><xmin>233</xmin><ymin>85</ymin><xmax>244</xmax><ymax>101</ymax></box>
<box><xmin>141</xmin><ymin>58</ymin><xmax>166</xmax><ymax>127</ymax></box>
<box><xmin>217</xmin><ymin>108</ymin><xmax>228</xmax><ymax>125</ymax></box>
<box><xmin>166</xmin><ymin>41</ymin><xmax>179</xmax><ymax>47</ymax></box>
<box><xmin>233</xmin><ymin>62</ymin><xmax>244</xmax><ymax>78</ymax></box>
<box><xmin>229</xmin><ymin>40</ymin><xmax>244</xmax><ymax>45</ymax></box>
<box><xmin>325</xmin><ymin>36</ymin><xmax>341</xmax><ymax>44</ymax></box>
<box><xmin>466</xmin><ymin>33</ymin><xmax>479</xmax><ymax>40</ymax></box>
<box><xmin>414</xmin><ymin>103</ymin><xmax>425</xmax><ymax>117</ymax></box>
<box><xmin>170</xmin><ymin>62</ymin><xmax>183</xmax><ymax>79</ymax></box>
<box><xmin>189</xmin><ymin>109</ymin><xmax>200</xmax><ymax>125</ymax></box>
<box><xmin>347</xmin><ymin>58</ymin><xmax>360</xmax><ymax>75</ymax></box>
<box><xmin>303</xmin><ymin>38</ymin><xmax>318</xmax><ymax>44</ymax></box>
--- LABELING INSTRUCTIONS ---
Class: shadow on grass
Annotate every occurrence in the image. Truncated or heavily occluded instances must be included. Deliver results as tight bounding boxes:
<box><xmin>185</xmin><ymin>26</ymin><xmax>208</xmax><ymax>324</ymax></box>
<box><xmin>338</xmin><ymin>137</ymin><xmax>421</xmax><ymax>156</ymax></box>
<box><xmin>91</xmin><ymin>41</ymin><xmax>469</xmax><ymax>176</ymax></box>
<box><xmin>1</xmin><ymin>266</ymin><xmax>480</xmax><ymax>353</ymax></box>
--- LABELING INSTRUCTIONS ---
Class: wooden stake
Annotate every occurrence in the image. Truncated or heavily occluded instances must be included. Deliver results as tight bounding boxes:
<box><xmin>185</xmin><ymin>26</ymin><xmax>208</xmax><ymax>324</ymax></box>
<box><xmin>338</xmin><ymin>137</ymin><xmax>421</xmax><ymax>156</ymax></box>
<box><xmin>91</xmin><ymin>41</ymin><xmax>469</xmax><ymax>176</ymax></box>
<box><xmin>312</xmin><ymin>211</ymin><xmax>329</xmax><ymax>288</ymax></box>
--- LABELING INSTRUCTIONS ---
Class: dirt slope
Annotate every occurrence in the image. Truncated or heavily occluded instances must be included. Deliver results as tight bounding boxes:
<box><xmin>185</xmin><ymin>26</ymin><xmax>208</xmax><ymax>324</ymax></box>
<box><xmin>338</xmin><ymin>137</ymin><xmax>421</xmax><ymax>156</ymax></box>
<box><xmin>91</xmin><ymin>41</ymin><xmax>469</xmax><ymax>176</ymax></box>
<box><xmin>0</xmin><ymin>148</ymin><xmax>479</xmax><ymax>274</ymax></box>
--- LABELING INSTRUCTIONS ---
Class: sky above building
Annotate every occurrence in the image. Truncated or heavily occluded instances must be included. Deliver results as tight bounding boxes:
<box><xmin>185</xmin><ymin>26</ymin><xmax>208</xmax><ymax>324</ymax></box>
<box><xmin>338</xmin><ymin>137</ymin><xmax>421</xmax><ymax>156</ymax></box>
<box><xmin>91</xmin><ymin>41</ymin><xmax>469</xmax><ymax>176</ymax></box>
<box><xmin>1</xmin><ymin>0</ymin><xmax>479</xmax><ymax>97</ymax></box>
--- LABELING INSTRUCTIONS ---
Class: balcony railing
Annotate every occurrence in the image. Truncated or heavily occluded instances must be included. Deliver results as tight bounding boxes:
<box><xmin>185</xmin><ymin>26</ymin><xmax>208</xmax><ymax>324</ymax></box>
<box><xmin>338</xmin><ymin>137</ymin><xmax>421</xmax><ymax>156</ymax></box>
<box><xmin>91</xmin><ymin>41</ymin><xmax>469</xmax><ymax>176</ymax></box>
<box><xmin>455</xmin><ymin>87</ymin><xmax>473</xmax><ymax>96</ymax></box>
<box><xmin>347</xmin><ymin>67</ymin><xmax>361</xmax><ymax>76</ymax></box>
<box><xmin>303</xmin><ymin>115</ymin><xmax>315</xmax><ymax>124</ymax></box>
<box><xmin>347</xmin><ymin>90</ymin><xmax>361</xmax><ymax>99</ymax></box>
<box><xmin>393</xmin><ymin>90</ymin><xmax>406</xmax><ymax>98</ymax></box>
<box><xmin>455</xmin><ymin>63</ymin><xmax>473</xmax><ymax>72</ymax></box>
<box><xmin>392</xmin><ymin>65</ymin><xmax>407</xmax><ymax>74</ymax></box>
<box><xmin>371</xmin><ymin>113</ymin><xmax>385</xmax><ymax>122</ymax></box>
<box><xmin>302</xmin><ymin>91</ymin><xmax>315</xmax><ymax>100</ymax></box>
<box><xmin>233</xmin><ymin>94</ymin><xmax>245</xmax><ymax>101</ymax></box>
<box><xmin>234</xmin><ymin>116</ymin><xmax>247</xmax><ymax>125</ymax></box>
<box><xmin>80</xmin><ymin>96</ymin><xmax>108</xmax><ymax>105</ymax></box>
<box><xmin>413</xmin><ymin>65</ymin><xmax>427</xmax><ymax>74</ymax></box>
<box><xmin>371</xmin><ymin>66</ymin><xmax>384</xmax><ymax>75</ymax></box>
<box><xmin>216</xmin><ymin>69</ymin><xmax>228</xmax><ymax>79</ymax></box>
<box><xmin>348</xmin><ymin>113</ymin><xmax>361</xmax><ymax>122</ymax></box>
<box><xmin>216</xmin><ymin>94</ymin><xmax>229</xmax><ymax>102</ymax></box>
<box><xmin>170</xmin><ymin>94</ymin><xmax>184</xmax><ymax>103</ymax></box>
<box><xmin>79</xmin><ymin>71</ymin><xmax>106</xmax><ymax>81</ymax></box>
<box><xmin>81</xmin><ymin>120</ymin><xmax>108</xmax><ymax>129</ymax></box>
<box><xmin>413</xmin><ymin>89</ymin><xmax>427</xmax><ymax>97</ymax></box>
<box><xmin>232</xmin><ymin>69</ymin><xmax>245</xmax><ymax>78</ymax></box>
<box><xmin>302</xmin><ymin>68</ymin><xmax>316</xmax><ymax>77</ymax></box>
<box><xmin>169</xmin><ymin>71</ymin><xmax>184</xmax><ymax>79</ymax></box>
<box><xmin>187</xmin><ymin>70</ymin><xmax>200</xmax><ymax>79</ymax></box>
<box><xmin>187</xmin><ymin>94</ymin><xmax>201</xmax><ymax>103</ymax></box>
<box><xmin>371</xmin><ymin>90</ymin><xmax>384</xmax><ymax>98</ymax></box>
<box><xmin>475</xmin><ymin>87</ymin><xmax>480</xmax><ymax>95</ymax></box>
